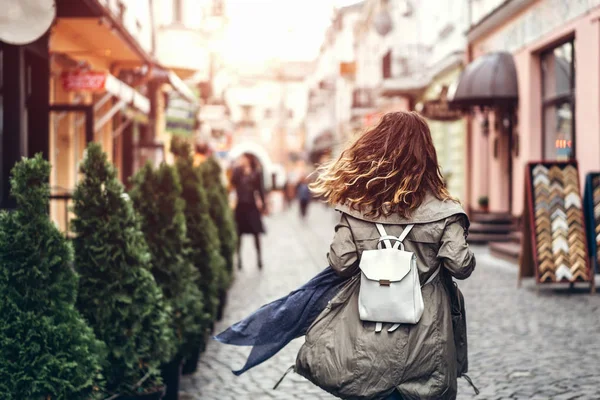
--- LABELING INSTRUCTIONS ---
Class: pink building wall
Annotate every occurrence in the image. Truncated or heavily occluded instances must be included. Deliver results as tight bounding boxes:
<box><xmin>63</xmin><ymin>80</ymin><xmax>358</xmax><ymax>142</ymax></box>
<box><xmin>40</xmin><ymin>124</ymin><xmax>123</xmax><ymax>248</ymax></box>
<box><xmin>468</xmin><ymin>5</ymin><xmax>600</xmax><ymax>216</ymax></box>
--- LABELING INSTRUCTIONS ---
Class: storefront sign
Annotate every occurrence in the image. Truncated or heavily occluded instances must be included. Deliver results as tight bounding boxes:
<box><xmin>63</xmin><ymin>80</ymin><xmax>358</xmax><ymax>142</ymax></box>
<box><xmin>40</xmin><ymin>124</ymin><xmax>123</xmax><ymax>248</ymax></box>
<box><xmin>479</xmin><ymin>0</ymin><xmax>600</xmax><ymax>53</ymax></box>
<box><xmin>61</xmin><ymin>71</ymin><xmax>107</xmax><ymax>92</ymax></box>
<box><xmin>417</xmin><ymin>86</ymin><xmax>462</xmax><ymax>121</ymax></box>
<box><xmin>165</xmin><ymin>92</ymin><xmax>198</xmax><ymax>136</ymax></box>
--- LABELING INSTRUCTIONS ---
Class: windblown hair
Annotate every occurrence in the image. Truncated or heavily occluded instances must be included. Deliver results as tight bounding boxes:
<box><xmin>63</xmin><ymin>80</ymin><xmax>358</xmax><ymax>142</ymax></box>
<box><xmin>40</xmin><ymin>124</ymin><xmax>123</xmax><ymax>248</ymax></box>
<box><xmin>310</xmin><ymin>111</ymin><xmax>454</xmax><ymax>218</ymax></box>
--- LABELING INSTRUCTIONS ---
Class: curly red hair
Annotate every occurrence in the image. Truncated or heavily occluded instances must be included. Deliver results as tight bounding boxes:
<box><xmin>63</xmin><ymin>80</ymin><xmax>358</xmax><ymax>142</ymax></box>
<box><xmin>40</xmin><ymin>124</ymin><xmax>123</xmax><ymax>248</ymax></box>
<box><xmin>310</xmin><ymin>111</ymin><xmax>454</xmax><ymax>218</ymax></box>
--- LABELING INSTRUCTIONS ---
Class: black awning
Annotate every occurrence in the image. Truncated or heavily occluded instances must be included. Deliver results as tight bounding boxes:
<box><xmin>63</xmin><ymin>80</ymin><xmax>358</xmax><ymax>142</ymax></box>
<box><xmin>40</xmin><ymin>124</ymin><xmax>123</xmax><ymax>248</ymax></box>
<box><xmin>449</xmin><ymin>51</ymin><xmax>518</xmax><ymax>108</ymax></box>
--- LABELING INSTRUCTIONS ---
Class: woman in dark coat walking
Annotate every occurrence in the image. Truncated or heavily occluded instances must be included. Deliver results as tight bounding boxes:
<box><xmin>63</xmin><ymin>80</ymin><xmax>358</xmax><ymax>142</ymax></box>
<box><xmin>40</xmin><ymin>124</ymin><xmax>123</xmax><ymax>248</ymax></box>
<box><xmin>230</xmin><ymin>154</ymin><xmax>266</xmax><ymax>270</ymax></box>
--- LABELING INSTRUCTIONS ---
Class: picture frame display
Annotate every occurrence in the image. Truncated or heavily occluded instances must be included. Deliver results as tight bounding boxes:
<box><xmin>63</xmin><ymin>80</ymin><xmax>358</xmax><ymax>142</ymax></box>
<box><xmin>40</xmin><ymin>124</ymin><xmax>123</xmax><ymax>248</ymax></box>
<box><xmin>519</xmin><ymin>161</ymin><xmax>592</xmax><ymax>287</ymax></box>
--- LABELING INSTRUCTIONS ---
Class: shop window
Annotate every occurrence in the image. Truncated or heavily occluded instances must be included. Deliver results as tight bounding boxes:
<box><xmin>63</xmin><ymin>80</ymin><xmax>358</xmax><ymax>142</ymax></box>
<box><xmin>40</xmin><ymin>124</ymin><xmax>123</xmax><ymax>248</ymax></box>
<box><xmin>541</xmin><ymin>39</ymin><xmax>575</xmax><ymax>160</ymax></box>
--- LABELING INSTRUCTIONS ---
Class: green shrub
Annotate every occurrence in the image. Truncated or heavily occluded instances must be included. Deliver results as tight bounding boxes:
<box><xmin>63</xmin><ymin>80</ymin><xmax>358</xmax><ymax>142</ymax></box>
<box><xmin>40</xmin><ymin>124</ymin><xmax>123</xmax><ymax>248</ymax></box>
<box><xmin>72</xmin><ymin>143</ymin><xmax>175</xmax><ymax>396</ymax></box>
<box><xmin>130</xmin><ymin>162</ymin><xmax>208</xmax><ymax>358</ymax></box>
<box><xmin>0</xmin><ymin>154</ymin><xmax>104</xmax><ymax>400</ymax></box>
<box><xmin>171</xmin><ymin>138</ymin><xmax>226</xmax><ymax>329</ymax></box>
<box><xmin>199</xmin><ymin>156</ymin><xmax>237</xmax><ymax>287</ymax></box>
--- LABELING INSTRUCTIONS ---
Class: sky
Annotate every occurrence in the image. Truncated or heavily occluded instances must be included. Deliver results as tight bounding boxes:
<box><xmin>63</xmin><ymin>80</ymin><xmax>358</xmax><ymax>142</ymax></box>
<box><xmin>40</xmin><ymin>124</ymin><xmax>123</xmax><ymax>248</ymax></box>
<box><xmin>221</xmin><ymin>0</ymin><xmax>362</xmax><ymax>64</ymax></box>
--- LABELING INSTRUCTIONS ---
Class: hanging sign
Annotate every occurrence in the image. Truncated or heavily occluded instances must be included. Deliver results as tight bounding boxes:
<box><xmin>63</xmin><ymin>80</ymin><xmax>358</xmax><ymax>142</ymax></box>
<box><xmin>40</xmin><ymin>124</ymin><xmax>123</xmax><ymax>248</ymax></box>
<box><xmin>165</xmin><ymin>92</ymin><xmax>198</xmax><ymax>136</ymax></box>
<box><xmin>61</xmin><ymin>70</ymin><xmax>107</xmax><ymax>92</ymax></box>
<box><xmin>418</xmin><ymin>85</ymin><xmax>463</xmax><ymax>121</ymax></box>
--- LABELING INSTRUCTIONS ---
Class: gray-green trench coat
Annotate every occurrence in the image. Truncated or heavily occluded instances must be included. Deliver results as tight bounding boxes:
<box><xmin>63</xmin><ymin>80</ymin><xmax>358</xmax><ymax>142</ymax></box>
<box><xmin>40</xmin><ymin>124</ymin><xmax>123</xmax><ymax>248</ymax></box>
<box><xmin>295</xmin><ymin>195</ymin><xmax>476</xmax><ymax>400</ymax></box>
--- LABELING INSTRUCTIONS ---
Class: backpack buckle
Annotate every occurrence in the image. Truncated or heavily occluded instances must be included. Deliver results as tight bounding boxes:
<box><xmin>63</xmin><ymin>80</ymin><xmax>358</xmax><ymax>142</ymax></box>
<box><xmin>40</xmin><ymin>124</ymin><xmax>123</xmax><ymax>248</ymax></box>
<box><xmin>379</xmin><ymin>279</ymin><xmax>391</xmax><ymax>286</ymax></box>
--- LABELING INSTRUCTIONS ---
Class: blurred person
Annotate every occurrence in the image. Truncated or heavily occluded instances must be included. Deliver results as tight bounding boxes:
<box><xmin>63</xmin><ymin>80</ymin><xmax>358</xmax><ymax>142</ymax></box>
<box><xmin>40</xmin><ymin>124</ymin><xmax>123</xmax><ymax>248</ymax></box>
<box><xmin>305</xmin><ymin>111</ymin><xmax>476</xmax><ymax>399</ymax></box>
<box><xmin>296</xmin><ymin>176</ymin><xmax>312</xmax><ymax>220</ymax></box>
<box><xmin>230</xmin><ymin>153</ymin><xmax>266</xmax><ymax>270</ymax></box>
<box><xmin>283</xmin><ymin>180</ymin><xmax>295</xmax><ymax>210</ymax></box>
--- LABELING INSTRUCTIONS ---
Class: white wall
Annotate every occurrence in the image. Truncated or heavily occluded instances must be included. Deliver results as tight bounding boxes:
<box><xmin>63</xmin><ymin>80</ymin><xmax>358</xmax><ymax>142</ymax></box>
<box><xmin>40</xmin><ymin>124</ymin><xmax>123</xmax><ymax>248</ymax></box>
<box><xmin>100</xmin><ymin>0</ymin><xmax>153</xmax><ymax>54</ymax></box>
<box><xmin>418</xmin><ymin>0</ymin><xmax>469</xmax><ymax>68</ymax></box>
<box><xmin>225</xmin><ymin>79</ymin><xmax>307</xmax><ymax>130</ymax></box>
<box><xmin>153</xmin><ymin>0</ymin><xmax>208</xmax><ymax>29</ymax></box>
<box><xmin>470</xmin><ymin>0</ymin><xmax>507</xmax><ymax>25</ymax></box>
<box><xmin>305</xmin><ymin>4</ymin><xmax>362</xmax><ymax>150</ymax></box>
<box><xmin>153</xmin><ymin>0</ymin><xmax>214</xmax><ymax>73</ymax></box>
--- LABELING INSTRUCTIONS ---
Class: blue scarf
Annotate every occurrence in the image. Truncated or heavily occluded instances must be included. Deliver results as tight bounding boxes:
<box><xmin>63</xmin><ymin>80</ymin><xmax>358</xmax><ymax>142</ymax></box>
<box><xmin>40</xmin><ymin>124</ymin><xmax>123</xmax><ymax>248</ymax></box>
<box><xmin>214</xmin><ymin>266</ymin><xmax>348</xmax><ymax>375</ymax></box>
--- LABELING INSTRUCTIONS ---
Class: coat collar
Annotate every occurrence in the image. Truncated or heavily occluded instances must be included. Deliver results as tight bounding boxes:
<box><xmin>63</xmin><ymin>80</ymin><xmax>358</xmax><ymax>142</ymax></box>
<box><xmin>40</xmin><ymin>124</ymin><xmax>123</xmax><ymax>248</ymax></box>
<box><xmin>334</xmin><ymin>193</ymin><xmax>468</xmax><ymax>226</ymax></box>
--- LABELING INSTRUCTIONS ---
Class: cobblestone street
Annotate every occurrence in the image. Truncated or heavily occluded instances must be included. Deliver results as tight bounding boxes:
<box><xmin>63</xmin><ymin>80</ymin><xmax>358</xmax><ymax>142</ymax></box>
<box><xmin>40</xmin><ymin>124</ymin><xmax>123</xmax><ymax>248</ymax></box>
<box><xmin>181</xmin><ymin>205</ymin><xmax>600</xmax><ymax>400</ymax></box>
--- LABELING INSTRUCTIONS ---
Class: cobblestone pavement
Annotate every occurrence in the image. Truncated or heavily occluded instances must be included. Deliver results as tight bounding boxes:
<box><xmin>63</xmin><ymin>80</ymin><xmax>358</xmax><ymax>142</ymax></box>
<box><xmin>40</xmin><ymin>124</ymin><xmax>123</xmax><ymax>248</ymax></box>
<box><xmin>181</xmin><ymin>204</ymin><xmax>600</xmax><ymax>400</ymax></box>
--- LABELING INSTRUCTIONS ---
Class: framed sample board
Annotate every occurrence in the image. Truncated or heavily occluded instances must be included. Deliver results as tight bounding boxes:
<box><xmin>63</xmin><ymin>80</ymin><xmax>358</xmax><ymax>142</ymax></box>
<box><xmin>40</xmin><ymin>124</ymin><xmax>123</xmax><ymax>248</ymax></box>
<box><xmin>583</xmin><ymin>173</ymin><xmax>600</xmax><ymax>275</ymax></box>
<box><xmin>519</xmin><ymin>162</ymin><xmax>594</xmax><ymax>292</ymax></box>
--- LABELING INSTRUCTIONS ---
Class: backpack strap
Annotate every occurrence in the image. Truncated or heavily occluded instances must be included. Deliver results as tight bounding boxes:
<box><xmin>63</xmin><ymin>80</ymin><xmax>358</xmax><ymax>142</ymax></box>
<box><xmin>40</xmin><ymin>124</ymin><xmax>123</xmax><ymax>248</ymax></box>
<box><xmin>375</xmin><ymin>223</ymin><xmax>392</xmax><ymax>249</ymax></box>
<box><xmin>375</xmin><ymin>223</ymin><xmax>415</xmax><ymax>250</ymax></box>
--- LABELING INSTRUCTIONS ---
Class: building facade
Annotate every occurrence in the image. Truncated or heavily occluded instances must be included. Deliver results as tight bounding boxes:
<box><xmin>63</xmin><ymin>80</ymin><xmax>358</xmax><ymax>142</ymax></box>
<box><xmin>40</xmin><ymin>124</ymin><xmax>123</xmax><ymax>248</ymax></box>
<box><xmin>307</xmin><ymin>0</ymin><xmax>470</xmax><ymax>200</ymax></box>
<box><xmin>305</xmin><ymin>3</ymin><xmax>363</xmax><ymax>162</ymax></box>
<box><xmin>0</xmin><ymin>0</ymin><xmax>206</xmax><ymax>232</ymax></box>
<box><xmin>223</xmin><ymin>62</ymin><xmax>310</xmax><ymax>188</ymax></box>
<box><xmin>461</xmin><ymin>0</ymin><xmax>600</xmax><ymax>215</ymax></box>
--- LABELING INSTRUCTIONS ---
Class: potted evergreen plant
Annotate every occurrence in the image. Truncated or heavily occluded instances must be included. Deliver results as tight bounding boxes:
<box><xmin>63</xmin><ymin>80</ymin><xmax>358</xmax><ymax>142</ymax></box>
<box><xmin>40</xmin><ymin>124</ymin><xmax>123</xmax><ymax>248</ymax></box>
<box><xmin>478</xmin><ymin>196</ymin><xmax>490</xmax><ymax>212</ymax></box>
<box><xmin>72</xmin><ymin>144</ymin><xmax>175</xmax><ymax>399</ymax></box>
<box><xmin>199</xmin><ymin>156</ymin><xmax>237</xmax><ymax>321</ymax></box>
<box><xmin>130</xmin><ymin>162</ymin><xmax>208</xmax><ymax>398</ymax></box>
<box><xmin>0</xmin><ymin>154</ymin><xmax>105</xmax><ymax>400</ymax></box>
<box><xmin>171</xmin><ymin>138</ymin><xmax>227</xmax><ymax>369</ymax></box>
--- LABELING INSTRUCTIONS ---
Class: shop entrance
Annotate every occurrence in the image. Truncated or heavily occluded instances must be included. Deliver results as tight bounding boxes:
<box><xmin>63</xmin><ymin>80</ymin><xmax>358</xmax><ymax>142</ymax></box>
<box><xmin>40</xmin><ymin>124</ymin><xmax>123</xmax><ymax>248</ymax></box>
<box><xmin>494</xmin><ymin>108</ymin><xmax>517</xmax><ymax>214</ymax></box>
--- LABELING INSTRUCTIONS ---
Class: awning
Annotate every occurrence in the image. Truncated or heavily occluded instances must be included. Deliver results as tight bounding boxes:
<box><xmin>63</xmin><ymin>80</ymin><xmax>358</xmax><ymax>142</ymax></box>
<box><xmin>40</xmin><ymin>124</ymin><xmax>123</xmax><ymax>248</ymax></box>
<box><xmin>60</xmin><ymin>70</ymin><xmax>150</xmax><ymax>114</ymax></box>
<box><xmin>167</xmin><ymin>71</ymin><xmax>198</xmax><ymax>106</ymax></box>
<box><xmin>449</xmin><ymin>51</ymin><xmax>518</xmax><ymax>108</ymax></box>
<box><xmin>151</xmin><ymin>67</ymin><xmax>199</xmax><ymax>106</ymax></box>
<box><xmin>104</xmin><ymin>74</ymin><xmax>150</xmax><ymax>114</ymax></box>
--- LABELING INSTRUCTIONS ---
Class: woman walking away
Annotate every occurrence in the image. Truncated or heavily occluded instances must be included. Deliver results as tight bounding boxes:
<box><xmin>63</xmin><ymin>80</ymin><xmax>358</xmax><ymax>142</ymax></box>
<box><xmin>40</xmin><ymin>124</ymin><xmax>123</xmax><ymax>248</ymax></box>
<box><xmin>230</xmin><ymin>154</ymin><xmax>266</xmax><ymax>270</ymax></box>
<box><xmin>298</xmin><ymin>111</ymin><xmax>476</xmax><ymax>400</ymax></box>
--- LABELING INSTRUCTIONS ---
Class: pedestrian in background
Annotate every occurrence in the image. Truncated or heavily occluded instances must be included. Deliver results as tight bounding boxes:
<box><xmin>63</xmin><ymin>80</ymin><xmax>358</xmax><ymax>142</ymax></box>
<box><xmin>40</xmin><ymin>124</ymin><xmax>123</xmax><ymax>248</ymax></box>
<box><xmin>303</xmin><ymin>111</ymin><xmax>476</xmax><ymax>400</ymax></box>
<box><xmin>230</xmin><ymin>153</ymin><xmax>266</xmax><ymax>270</ymax></box>
<box><xmin>296</xmin><ymin>176</ymin><xmax>312</xmax><ymax>220</ymax></box>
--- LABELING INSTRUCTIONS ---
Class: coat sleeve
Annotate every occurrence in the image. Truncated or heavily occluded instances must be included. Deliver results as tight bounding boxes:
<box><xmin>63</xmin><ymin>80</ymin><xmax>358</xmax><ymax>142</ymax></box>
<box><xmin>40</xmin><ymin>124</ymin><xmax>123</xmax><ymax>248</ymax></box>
<box><xmin>327</xmin><ymin>213</ymin><xmax>360</xmax><ymax>277</ymax></box>
<box><xmin>437</xmin><ymin>214</ymin><xmax>476</xmax><ymax>280</ymax></box>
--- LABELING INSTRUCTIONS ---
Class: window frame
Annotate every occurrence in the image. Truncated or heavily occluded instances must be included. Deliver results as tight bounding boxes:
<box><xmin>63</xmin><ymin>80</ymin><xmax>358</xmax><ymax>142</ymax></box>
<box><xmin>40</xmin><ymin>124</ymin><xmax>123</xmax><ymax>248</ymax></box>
<box><xmin>540</xmin><ymin>38</ymin><xmax>576</xmax><ymax>161</ymax></box>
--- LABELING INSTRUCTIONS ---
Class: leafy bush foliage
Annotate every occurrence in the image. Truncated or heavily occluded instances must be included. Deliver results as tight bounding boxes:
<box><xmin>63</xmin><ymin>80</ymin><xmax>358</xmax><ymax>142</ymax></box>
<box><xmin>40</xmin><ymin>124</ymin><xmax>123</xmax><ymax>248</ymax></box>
<box><xmin>171</xmin><ymin>138</ymin><xmax>227</xmax><ymax>328</ymax></box>
<box><xmin>130</xmin><ymin>162</ymin><xmax>208</xmax><ymax>357</ymax></box>
<box><xmin>72</xmin><ymin>143</ymin><xmax>175</xmax><ymax>396</ymax></box>
<box><xmin>0</xmin><ymin>154</ymin><xmax>105</xmax><ymax>400</ymax></box>
<box><xmin>200</xmin><ymin>156</ymin><xmax>237</xmax><ymax>287</ymax></box>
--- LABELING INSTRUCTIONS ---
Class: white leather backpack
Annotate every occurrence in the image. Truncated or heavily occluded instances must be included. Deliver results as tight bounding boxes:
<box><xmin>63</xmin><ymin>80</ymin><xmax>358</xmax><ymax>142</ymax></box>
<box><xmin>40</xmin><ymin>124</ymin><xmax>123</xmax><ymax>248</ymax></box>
<box><xmin>358</xmin><ymin>223</ymin><xmax>438</xmax><ymax>333</ymax></box>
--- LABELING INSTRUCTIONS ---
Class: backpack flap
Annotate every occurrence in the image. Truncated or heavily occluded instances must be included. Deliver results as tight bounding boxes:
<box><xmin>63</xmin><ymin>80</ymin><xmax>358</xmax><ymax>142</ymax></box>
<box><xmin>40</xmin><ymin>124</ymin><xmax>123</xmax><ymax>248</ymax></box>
<box><xmin>359</xmin><ymin>248</ymin><xmax>415</xmax><ymax>284</ymax></box>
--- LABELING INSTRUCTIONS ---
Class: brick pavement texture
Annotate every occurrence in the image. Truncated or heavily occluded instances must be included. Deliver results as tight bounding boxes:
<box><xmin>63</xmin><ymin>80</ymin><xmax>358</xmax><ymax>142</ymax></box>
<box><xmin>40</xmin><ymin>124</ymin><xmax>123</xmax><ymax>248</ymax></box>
<box><xmin>180</xmin><ymin>204</ymin><xmax>600</xmax><ymax>400</ymax></box>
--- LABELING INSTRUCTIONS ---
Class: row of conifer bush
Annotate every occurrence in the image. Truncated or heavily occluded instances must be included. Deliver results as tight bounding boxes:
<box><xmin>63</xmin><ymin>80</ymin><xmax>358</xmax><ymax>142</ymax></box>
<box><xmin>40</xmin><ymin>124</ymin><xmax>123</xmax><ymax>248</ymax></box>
<box><xmin>0</xmin><ymin>138</ymin><xmax>237</xmax><ymax>400</ymax></box>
